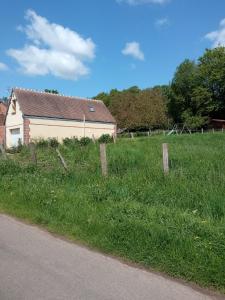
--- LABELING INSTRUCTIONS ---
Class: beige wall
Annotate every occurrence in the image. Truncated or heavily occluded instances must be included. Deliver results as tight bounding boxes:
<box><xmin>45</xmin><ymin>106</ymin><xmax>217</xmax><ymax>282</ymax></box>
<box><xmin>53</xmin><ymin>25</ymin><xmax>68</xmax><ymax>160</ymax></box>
<box><xmin>5</xmin><ymin>93</ymin><xmax>24</xmax><ymax>148</ymax></box>
<box><xmin>29</xmin><ymin>117</ymin><xmax>116</xmax><ymax>142</ymax></box>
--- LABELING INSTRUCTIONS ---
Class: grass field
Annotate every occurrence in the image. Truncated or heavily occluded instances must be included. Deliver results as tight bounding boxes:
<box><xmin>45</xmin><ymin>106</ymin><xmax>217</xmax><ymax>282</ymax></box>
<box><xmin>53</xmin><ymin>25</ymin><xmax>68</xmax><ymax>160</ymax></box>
<box><xmin>0</xmin><ymin>133</ymin><xmax>225</xmax><ymax>292</ymax></box>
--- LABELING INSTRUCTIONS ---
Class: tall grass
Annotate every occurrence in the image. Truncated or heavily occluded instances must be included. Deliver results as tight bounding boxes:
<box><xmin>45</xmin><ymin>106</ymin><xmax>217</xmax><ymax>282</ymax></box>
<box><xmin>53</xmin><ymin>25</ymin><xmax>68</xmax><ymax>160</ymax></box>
<box><xmin>0</xmin><ymin>133</ymin><xmax>225</xmax><ymax>292</ymax></box>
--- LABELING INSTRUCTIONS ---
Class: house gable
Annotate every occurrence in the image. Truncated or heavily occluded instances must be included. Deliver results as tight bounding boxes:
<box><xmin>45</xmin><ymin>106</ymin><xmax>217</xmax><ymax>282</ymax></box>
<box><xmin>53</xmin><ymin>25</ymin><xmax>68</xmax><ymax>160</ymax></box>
<box><xmin>0</xmin><ymin>102</ymin><xmax>7</xmax><ymax>145</ymax></box>
<box><xmin>5</xmin><ymin>92</ymin><xmax>24</xmax><ymax>148</ymax></box>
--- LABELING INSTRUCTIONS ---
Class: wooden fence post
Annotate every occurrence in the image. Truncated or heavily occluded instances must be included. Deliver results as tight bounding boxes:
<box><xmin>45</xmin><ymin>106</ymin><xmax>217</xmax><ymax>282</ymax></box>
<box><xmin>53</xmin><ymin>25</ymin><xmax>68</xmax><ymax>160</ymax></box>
<box><xmin>162</xmin><ymin>143</ymin><xmax>169</xmax><ymax>174</ymax></box>
<box><xmin>92</xmin><ymin>134</ymin><xmax>96</xmax><ymax>143</ymax></box>
<box><xmin>131</xmin><ymin>132</ymin><xmax>134</xmax><ymax>139</ymax></box>
<box><xmin>29</xmin><ymin>143</ymin><xmax>37</xmax><ymax>165</ymax></box>
<box><xmin>0</xmin><ymin>144</ymin><xmax>7</xmax><ymax>160</ymax></box>
<box><xmin>56</xmin><ymin>148</ymin><xmax>68</xmax><ymax>171</ymax></box>
<box><xmin>201</xmin><ymin>128</ymin><xmax>204</xmax><ymax>134</ymax></box>
<box><xmin>100</xmin><ymin>143</ymin><xmax>108</xmax><ymax>176</ymax></box>
<box><xmin>113</xmin><ymin>133</ymin><xmax>116</xmax><ymax>144</ymax></box>
<box><xmin>222</xmin><ymin>128</ymin><xmax>224</xmax><ymax>133</ymax></box>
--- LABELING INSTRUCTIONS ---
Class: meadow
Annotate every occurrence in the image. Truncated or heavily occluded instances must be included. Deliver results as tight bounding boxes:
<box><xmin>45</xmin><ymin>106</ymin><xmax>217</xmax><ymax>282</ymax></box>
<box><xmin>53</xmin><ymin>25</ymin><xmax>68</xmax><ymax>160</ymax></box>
<box><xmin>0</xmin><ymin>133</ymin><xmax>225</xmax><ymax>292</ymax></box>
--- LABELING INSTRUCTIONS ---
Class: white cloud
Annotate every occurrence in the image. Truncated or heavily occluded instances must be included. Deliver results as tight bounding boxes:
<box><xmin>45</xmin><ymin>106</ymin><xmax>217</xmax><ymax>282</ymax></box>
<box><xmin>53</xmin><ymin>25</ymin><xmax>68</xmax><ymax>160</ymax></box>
<box><xmin>0</xmin><ymin>62</ymin><xmax>8</xmax><ymax>71</ymax></box>
<box><xmin>122</xmin><ymin>42</ymin><xmax>145</xmax><ymax>61</ymax></box>
<box><xmin>7</xmin><ymin>46</ymin><xmax>88</xmax><ymax>80</ymax></box>
<box><xmin>7</xmin><ymin>9</ymin><xmax>96</xmax><ymax>80</ymax></box>
<box><xmin>205</xmin><ymin>18</ymin><xmax>225</xmax><ymax>47</ymax></box>
<box><xmin>155</xmin><ymin>17</ymin><xmax>170</xmax><ymax>28</ymax></box>
<box><xmin>117</xmin><ymin>0</ymin><xmax>169</xmax><ymax>5</ymax></box>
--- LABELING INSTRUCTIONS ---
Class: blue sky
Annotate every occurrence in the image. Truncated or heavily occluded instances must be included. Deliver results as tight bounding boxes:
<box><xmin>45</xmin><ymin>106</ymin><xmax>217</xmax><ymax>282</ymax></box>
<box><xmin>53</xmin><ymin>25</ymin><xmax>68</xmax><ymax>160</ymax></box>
<box><xmin>0</xmin><ymin>0</ymin><xmax>225</xmax><ymax>98</ymax></box>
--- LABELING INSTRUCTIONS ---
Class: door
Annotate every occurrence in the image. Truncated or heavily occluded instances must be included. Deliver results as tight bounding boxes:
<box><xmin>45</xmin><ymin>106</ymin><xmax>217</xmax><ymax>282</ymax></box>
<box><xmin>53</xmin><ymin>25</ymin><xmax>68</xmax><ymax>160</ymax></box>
<box><xmin>10</xmin><ymin>128</ymin><xmax>22</xmax><ymax>147</ymax></box>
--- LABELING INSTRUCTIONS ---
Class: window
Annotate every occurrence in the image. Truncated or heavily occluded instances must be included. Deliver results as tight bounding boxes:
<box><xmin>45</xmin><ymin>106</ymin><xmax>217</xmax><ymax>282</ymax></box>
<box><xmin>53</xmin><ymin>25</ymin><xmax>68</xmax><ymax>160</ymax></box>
<box><xmin>10</xmin><ymin>128</ymin><xmax>20</xmax><ymax>135</ymax></box>
<box><xmin>12</xmin><ymin>100</ymin><xmax>16</xmax><ymax>114</ymax></box>
<box><xmin>89</xmin><ymin>105</ymin><xmax>95</xmax><ymax>112</ymax></box>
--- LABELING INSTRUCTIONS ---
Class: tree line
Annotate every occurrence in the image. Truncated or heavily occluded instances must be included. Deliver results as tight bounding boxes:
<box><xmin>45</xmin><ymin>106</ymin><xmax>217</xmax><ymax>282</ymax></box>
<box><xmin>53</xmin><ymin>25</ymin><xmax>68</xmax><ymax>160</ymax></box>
<box><xmin>94</xmin><ymin>47</ymin><xmax>225</xmax><ymax>130</ymax></box>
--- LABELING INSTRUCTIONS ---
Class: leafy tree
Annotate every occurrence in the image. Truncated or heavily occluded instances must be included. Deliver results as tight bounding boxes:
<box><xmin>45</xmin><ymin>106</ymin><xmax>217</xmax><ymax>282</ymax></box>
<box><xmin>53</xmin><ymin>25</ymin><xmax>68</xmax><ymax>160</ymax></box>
<box><xmin>44</xmin><ymin>89</ymin><xmax>59</xmax><ymax>94</ymax></box>
<box><xmin>94</xmin><ymin>47</ymin><xmax>225</xmax><ymax>130</ymax></box>
<box><xmin>197</xmin><ymin>47</ymin><xmax>225</xmax><ymax>118</ymax></box>
<box><xmin>137</xmin><ymin>88</ymin><xmax>167</xmax><ymax>129</ymax></box>
<box><xmin>95</xmin><ymin>86</ymin><xmax>167</xmax><ymax>130</ymax></box>
<box><xmin>1</xmin><ymin>97</ymin><xmax>8</xmax><ymax>103</ymax></box>
<box><xmin>94</xmin><ymin>92</ymin><xmax>111</xmax><ymax>106</ymax></box>
<box><xmin>169</xmin><ymin>59</ymin><xmax>198</xmax><ymax>123</ymax></box>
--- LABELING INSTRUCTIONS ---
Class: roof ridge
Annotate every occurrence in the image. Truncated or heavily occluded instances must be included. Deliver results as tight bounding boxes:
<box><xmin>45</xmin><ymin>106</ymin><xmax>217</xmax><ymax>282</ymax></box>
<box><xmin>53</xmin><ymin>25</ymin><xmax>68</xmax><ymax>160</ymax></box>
<box><xmin>13</xmin><ymin>87</ymin><xmax>102</xmax><ymax>103</ymax></box>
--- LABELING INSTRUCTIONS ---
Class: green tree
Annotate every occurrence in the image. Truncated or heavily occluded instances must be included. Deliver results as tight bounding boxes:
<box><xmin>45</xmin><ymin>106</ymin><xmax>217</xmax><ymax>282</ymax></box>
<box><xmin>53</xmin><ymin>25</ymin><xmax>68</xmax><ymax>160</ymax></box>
<box><xmin>94</xmin><ymin>92</ymin><xmax>111</xmax><ymax>107</ymax></box>
<box><xmin>44</xmin><ymin>89</ymin><xmax>59</xmax><ymax>94</ymax></box>
<box><xmin>1</xmin><ymin>96</ymin><xmax>8</xmax><ymax>103</ymax></box>
<box><xmin>100</xmin><ymin>87</ymin><xmax>167</xmax><ymax>130</ymax></box>
<box><xmin>169</xmin><ymin>59</ymin><xmax>198</xmax><ymax>123</ymax></box>
<box><xmin>198</xmin><ymin>47</ymin><xmax>225</xmax><ymax>118</ymax></box>
<box><xmin>138</xmin><ymin>88</ymin><xmax>167</xmax><ymax>129</ymax></box>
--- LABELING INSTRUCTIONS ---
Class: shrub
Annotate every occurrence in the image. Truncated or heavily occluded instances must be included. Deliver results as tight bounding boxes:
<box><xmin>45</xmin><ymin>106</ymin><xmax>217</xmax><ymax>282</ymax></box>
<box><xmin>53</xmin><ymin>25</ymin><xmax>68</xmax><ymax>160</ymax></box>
<box><xmin>6</xmin><ymin>146</ymin><xmax>19</xmax><ymax>154</ymax></box>
<box><xmin>79</xmin><ymin>137</ymin><xmax>92</xmax><ymax>146</ymax></box>
<box><xmin>63</xmin><ymin>137</ymin><xmax>73</xmax><ymax>146</ymax></box>
<box><xmin>36</xmin><ymin>138</ymin><xmax>49</xmax><ymax>148</ymax></box>
<box><xmin>98</xmin><ymin>134</ymin><xmax>113</xmax><ymax>144</ymax></box>
<box><xmin>48</xmin><ymin>138</ymin><xmax>59</xmax><ymax>148</ymax></box>
<box><xmin>63</xmin><ymin>137</ymin><xmax>79</xmax><ymax>147</ymax></box>
<box><xmin>6</xmin><ymin>139</ymin><xmax>24</xmax><ymax>154</ymax></box>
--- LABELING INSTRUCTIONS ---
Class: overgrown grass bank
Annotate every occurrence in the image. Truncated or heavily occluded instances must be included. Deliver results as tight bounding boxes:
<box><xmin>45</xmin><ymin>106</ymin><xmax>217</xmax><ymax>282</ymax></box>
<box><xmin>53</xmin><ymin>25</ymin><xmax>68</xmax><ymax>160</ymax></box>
<box><xmin>0</xmin><ymin>133</ymin><xmax>225</xmax><ymax>292</ymax></box>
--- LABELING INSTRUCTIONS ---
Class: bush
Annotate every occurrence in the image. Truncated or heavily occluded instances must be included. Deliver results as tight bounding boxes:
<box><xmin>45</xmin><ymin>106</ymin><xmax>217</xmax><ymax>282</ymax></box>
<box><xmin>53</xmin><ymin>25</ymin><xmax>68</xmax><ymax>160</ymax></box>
<box><xmin>6</xmin><ymin>146</ymin><xmax>20</xmax><ymax>154</ymax></box>
<box><xmin>6</xmin><ymin>139</ymin><xmax>24</xmax><ymax>154</ymax></box>
<box><xmin>48</xmin><ymin>138</ymin><xmax>59</xmax><ymax>148</ymax></box>
<box><xmin>79</xmin><ymin>137</ymin><xmax>92</xmax><ymax>146</ymax></box>
<box><xmin>63</xmin><ymin>137</ymin><xmax>72</xmax><ymax>146</ymax></box>
<box><xmin>36</xmin><ymin>138</ymin><xmax>49</xmax><ymax>148</ymax></box>
<box><xmin>63</xmin><ymin>137</ymin><xmax>79</xmax><ymax>147</ymax></box>
<box><xmin>98</xmin><ymin>134</ymin><xmax>113</xmax><ymax>144</ymax></box>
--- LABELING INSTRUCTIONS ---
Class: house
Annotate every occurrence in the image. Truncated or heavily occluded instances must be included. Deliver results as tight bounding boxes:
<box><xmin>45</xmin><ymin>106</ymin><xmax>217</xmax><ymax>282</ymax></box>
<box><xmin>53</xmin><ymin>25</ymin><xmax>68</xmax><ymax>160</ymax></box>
<box><xmin>5</xmin><ymin>88</ymin><xmax>116</xmax><ymax>148</ymax></box>
<box><xmin>0</xmin><ymin>100</ymin><xmax>7</xmax><ymax>145</ymax></box>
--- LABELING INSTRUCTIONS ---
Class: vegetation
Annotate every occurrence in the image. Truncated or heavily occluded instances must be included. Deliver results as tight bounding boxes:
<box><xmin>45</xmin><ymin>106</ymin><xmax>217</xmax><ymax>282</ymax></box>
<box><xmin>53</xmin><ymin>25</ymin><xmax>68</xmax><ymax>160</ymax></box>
<box><xmin>0</xmin><ymin>96</ymin><xmax>8</xmax><ymax>103</ymax></box>
<box><xmin>168</xmin><ymin>47</ymin><xmax>225</xmax><ymax>128</ymax></box>
<box><xmin>44</xmin><ymin>89</ymin><xmax>59</xmax><ymax>94</ymax></box>
<box><xmin>0</xmin><ymin>133</ymin><xmax>225</xmax><ymax>292</ymax></box>
<box><xmin>98</xmin><ymin>134</ymin><xmax>113</xmax><ymax>144</ymax></box>
<box><xmin>95</xmin><ymin>86</ymin><xmax>168</xmax><ymax>130</ymax></box>
<box><xmin>95</xmin><ymin>47</ymin><xmax>225</xmax><ymax>130</ymax></box>
<box><xmin>79</xmin><ymin>137</ymin><xmax>93</xmax><ymax>146</ymax></box>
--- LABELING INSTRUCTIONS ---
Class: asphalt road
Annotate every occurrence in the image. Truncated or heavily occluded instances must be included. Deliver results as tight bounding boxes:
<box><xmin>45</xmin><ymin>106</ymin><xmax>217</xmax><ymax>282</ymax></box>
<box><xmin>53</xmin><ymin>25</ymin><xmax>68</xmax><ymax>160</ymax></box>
<box><xmin>0</xmin><ymin>214</ymin><xmax>223</xmax><ymax>300</ymax></box>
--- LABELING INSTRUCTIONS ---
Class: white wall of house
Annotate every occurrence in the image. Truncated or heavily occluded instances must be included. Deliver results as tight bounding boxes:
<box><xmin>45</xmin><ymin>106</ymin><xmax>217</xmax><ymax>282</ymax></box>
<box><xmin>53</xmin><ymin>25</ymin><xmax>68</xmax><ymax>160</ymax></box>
<box><xmin>29</xmin><ymin>117</ymin><xmax>116</xmax><ymax>142</ymax></box>
<box><xmin>5</xmin><ymin>93</ymin><xmax>24</xmax><ymax>148</ymax></box>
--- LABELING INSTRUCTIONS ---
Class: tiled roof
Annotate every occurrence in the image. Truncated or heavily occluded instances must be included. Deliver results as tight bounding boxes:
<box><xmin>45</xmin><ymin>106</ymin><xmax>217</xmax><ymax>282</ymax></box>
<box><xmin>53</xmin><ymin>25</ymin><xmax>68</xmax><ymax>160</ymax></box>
<box><xmin>13</xmin><ymin>88</ymin><xmax>116</xmax><ymax>124</ymax></box>
<box><xmin>0</xmin><ymin>101</ymin><xmax>7</xmax><ymax>115</ymax></box>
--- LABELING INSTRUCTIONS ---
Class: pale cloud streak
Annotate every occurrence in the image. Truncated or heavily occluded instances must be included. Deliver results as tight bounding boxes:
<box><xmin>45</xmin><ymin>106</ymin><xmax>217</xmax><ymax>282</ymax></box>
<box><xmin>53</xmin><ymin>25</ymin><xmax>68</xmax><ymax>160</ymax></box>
<box><xmin>122</xmin><ymin>42</ymin><xmax>145</xmax><ymax>61</ymax></box>
<box><xmin>7</xmin><ymin>9</ymin><xmax>96</xmax><ymax>80</ymax></box>
<box><xmin>205</xmin><ymin>18</ymin><xmax>225</xmax><ymax>47</ymax></box>
<box><xmin>155</xmin><ymin>17</ymin><xmax>170</xmax><ymax>28</ymax></box>
<box><xmin>117</xmin><ymin>0</ymin><xmax>169</xmax><ymax>5</ymax></box>
<box><xmin>0</xmin><ymin>62</ymin><xmax>8</xmax><ymax>71</ymax></box>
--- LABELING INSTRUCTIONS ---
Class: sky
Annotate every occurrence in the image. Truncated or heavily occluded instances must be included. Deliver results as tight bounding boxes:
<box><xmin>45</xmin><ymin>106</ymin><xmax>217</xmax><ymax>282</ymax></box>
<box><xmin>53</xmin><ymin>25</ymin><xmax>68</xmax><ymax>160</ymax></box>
<box><xmin>0</xmin><ymin>0</ymin><xmax>225</xmax><ymax>98</ymax></box>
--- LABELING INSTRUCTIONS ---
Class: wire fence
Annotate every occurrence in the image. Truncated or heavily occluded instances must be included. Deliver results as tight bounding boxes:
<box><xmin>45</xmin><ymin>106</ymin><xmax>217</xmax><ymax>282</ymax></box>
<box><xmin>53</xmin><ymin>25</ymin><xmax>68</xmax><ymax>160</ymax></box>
<box><xmin>118</xmin><ymin>127</ymin><xmax>225</xmax><ymax>139</ymax></box>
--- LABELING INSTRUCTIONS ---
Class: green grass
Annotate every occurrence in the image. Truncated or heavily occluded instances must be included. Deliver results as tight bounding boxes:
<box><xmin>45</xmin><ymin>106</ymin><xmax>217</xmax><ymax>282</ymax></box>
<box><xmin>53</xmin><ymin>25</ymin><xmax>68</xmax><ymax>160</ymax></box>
<box><xmin>0</xmin><ymin>133</ymin><xmax>225</xmax><ymax>292</ymax></box>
